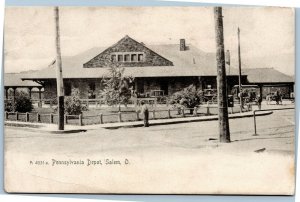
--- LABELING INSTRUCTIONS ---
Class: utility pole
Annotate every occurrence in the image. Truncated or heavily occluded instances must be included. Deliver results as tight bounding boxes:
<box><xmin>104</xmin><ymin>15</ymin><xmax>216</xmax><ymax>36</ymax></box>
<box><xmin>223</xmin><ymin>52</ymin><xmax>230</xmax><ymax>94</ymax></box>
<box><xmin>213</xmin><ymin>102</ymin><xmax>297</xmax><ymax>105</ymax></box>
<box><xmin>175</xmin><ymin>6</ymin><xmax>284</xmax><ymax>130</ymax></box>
<box><xmin>214</xmin><ymin>7</ymin><xmax>230</xmax><ymax>143</ymax></box>
<box><xmin>54</xmin><ymin>7</ymin><xmax>64</xmax><ymax>130</ymax></box>
<box><xmin>237</xmin><ymin>27</ymin><xmax>243</xmax><ymax>112</ymax></box>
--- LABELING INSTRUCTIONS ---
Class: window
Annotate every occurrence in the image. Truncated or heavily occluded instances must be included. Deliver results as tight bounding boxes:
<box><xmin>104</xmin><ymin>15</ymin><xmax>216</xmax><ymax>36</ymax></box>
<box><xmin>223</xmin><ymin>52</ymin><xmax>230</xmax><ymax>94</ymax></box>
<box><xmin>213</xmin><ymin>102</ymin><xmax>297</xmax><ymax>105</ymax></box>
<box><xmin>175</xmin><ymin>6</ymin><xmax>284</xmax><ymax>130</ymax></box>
<box><xmin>111</xmin><ymin>54</ymin><xmax>116</xmax><ymax>62</ymax></box>
<box><xmin>131</xmin><ymin>54</ymin><xmax>137</xmax><ymax>62</ymax></box>
<box><xmin>118</xmin><ymin>55</ymin><xmax>123</xmax><ymax>62</ymax></box>
<box><xmin>124</xmin><ymin>54</ymin><xmax>130</xmax><ymax>62</ymax></box>
<box><xmin>138</xmin><ymin>54</ymin><xmax>144</xmax><ymax>61</ymax></box>
<box><xmin>88</xmin><ymin>82</ymin><xmax>96</xmax><ymax>99</ymax></box>
<box><xmin>110</xmin><ymin>52</ymin><xmax>144</xmax><ymax>63</ymax></box>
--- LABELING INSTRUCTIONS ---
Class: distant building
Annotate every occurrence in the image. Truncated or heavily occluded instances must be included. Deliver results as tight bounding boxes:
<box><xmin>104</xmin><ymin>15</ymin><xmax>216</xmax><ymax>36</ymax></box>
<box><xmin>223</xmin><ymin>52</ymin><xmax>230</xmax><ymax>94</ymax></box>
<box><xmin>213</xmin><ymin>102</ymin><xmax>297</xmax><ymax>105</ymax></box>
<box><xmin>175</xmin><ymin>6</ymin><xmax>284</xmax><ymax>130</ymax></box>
<box><xmin>13</xmin><ymin>35</ymin><xmax>293</xmax><ymax>100</ymax></box>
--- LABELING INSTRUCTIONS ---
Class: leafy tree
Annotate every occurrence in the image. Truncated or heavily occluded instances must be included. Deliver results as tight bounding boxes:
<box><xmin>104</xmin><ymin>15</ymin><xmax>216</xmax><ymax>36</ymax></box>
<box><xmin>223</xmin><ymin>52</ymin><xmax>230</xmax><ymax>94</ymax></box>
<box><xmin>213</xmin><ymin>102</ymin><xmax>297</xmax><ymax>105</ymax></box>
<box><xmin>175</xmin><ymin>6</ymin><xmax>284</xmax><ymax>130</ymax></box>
<box><xmin>14</xmin><ymin>92</ymin><xmax>33</xmax><ymax>113</ymax></box>
<box><xmin>100</xmin><ymin>63</ymin><xmax>134</xmax><ymax>111</ymax></box>
<box><xmin>169</xmin><ymin>85</ymin><xmax>203</xmax><ymax>114</ymax></box>
<box><xmin>64</xmin><ymin>88</ymin><xmax>85</xmax><ymax>115</ymax></box>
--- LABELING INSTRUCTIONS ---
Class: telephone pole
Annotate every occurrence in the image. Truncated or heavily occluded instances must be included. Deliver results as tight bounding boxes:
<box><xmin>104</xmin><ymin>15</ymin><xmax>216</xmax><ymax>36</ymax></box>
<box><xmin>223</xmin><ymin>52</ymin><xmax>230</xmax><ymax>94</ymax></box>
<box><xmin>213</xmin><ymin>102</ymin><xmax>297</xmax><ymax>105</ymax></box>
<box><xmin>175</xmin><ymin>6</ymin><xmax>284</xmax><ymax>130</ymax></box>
<box><xmin>214</xmin><ymin>7</ymin><xmax>230</xmax><ymax>143</ymax></box>
<box><xmin>54</xmin><ymin>7</ymin><xmax>65</xmax><ymax>130</ymax></box>
<box><xmin>237</xmin><ymin>27</ymin><xmax>243</xmax><ymax>112</ymax></box>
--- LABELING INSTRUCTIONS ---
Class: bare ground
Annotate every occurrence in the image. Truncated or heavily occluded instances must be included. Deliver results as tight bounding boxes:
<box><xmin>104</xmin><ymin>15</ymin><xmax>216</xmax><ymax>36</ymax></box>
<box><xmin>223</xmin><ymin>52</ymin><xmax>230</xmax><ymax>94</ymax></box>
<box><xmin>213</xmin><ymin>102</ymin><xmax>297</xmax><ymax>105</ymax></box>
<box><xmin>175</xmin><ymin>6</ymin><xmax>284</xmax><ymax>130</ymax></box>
<box><xmin>4</xmin><ymin>109</ymin><xmax>295</xmax><ymax>194</ymax></box>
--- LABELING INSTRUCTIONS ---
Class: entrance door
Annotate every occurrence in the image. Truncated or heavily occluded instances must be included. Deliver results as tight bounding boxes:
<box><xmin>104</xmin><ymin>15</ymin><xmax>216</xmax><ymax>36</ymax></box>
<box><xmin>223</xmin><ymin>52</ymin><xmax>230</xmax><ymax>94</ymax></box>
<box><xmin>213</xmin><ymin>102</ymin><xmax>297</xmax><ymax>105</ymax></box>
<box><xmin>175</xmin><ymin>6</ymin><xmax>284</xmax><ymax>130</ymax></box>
<box><xmin>160</xmin><ymin>79</ymin><xmax>168</xmax><ymax>95</ymax></box>
<box><xmin>136</xmin><ymin>79</ymin><xmax>144</xmax><ymax>94</ymax></box>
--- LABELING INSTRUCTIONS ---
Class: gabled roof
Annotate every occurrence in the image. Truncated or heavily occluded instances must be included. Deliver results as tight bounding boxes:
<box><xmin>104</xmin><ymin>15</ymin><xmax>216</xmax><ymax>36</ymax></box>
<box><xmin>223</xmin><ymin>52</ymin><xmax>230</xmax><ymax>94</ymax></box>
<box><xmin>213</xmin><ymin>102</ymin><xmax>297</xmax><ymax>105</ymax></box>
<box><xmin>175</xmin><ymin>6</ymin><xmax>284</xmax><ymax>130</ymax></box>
<box><xmin>19</xmin><ymin>36</ymin><xmax>293</xmax><ymax>83</ymax></box>
<box><xmin>242</xmin><ymin>68</ymin><xmax>294</xmax><ymax>83</ymax></box>
<box><xmin>84</xmin><ymin>35</ymin><xmax>174</xmax><ymax>68</ymax></box>
<box><xmin>4</xmin><ymin>72</ymin><xmax>42</xmax><ymax>88</ymax></box>
<box><xmin>20</xmin><ymin>36</ymin><xmax>239</xmax><ymax>80</ymax></box>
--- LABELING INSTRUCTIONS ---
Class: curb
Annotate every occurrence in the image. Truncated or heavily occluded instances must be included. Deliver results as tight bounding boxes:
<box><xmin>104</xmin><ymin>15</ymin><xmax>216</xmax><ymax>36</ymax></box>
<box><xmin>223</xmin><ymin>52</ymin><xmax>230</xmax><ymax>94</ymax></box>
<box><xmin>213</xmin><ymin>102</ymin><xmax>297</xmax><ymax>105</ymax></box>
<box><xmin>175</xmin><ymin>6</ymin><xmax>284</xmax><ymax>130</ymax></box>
<box><xmin>102</xmin><ymin>110</ymin><xmax>274</xmax><ymax>129</ymax></box>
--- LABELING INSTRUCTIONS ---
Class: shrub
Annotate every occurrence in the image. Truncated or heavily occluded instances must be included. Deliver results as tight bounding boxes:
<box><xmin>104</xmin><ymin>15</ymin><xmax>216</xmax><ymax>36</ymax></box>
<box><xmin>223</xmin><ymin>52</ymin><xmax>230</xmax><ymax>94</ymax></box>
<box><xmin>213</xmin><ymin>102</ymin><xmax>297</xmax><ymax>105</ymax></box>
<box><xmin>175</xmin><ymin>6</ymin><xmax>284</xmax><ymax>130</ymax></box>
<box><xmin>64</xmin><ymin>88</ymin><xmax>84</xmax><ymax>115</ymax></box>
<box><xmin>5</xmin><ymin>101</ymin><xmax>14</xmax><ymax>112</ymax></box>
<box><xmin>168</xmin><ymin>85</ymin><xmax>203</xmax><ymax>114</ymax></box>
<box><xmin>14</xmin><ymin>92</ymin><xmax>33</xmax><ymax>112</ymax></box>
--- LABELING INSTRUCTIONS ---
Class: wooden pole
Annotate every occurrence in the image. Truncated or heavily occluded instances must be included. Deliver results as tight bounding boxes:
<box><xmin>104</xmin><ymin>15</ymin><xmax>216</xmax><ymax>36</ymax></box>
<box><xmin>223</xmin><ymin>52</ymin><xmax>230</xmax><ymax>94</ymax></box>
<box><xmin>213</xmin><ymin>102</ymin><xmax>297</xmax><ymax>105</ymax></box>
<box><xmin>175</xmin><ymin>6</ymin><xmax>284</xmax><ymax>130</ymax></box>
<box><xmin>54</xmin><ymin>7</ymin><xmax>64</xmax><ymax>130</ymax></box>
<box><xmin>214</xmin><ymin>7</ymin><xmax>230</xmax><ymax>143</ymax></box>
<box><xmin>237</xmin><ymin>27</ymin><xmax>243</xmax><ymax>112</ymax></box>
<box><xmin>79</xmin><ymin>114</ymin><xmax>83</xmax><ymax>126</ymax></box>
<box><xmin>28</xmin><ymin>87</ymin><xmax>32</xmax><ymax>99</ymax></box>
<box><xmin>99</xmin><ymin>113</ymin><xmax>103</xmax><ymax>124</ymax></box>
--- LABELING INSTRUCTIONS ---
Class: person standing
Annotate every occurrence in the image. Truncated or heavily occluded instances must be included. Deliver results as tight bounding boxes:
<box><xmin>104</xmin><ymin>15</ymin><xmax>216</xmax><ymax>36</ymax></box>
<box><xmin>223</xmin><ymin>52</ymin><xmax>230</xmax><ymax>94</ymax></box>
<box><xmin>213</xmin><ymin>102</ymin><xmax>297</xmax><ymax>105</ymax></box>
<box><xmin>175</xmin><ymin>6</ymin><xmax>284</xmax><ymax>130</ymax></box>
<box><xmin>275</xmin><ymin>91</ymin><xmax>280</xmax><ymax>105</ymax></box>
<box><xmin>266</xmin><ymin>94</ymin><xmax>270</xmax><ymax>105</ymax></box>
<box><xmin>140</xmin><ymin>101</ymin><xmax>149</xmax><ymax>127</ymax></box>
<box><xmin>257</xmin><ymin>95</ymin><xmax>262</xmax><ymax>110</ymax></box>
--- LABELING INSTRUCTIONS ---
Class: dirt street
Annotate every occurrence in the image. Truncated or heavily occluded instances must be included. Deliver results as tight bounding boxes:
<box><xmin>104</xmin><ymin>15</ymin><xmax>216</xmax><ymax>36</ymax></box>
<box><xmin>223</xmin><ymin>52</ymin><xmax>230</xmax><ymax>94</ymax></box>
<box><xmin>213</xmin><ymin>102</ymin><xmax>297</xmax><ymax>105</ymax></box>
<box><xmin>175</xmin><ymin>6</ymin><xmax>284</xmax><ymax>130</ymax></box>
<box><xmin>4</xmin><ymin>109</ymin><xmax>295</xmax><ymax>194</ymax></box>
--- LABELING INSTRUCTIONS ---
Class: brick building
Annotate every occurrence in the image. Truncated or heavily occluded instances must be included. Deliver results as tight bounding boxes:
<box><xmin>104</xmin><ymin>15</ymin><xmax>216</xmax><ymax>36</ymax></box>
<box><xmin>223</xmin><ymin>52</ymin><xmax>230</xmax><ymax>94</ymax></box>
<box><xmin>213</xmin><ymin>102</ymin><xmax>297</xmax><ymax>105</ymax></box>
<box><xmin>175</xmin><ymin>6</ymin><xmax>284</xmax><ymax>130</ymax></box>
<box><xmin>19</xmin><ymin>35</ymin><xmax>294</xmax><ymax>99</ymax></box>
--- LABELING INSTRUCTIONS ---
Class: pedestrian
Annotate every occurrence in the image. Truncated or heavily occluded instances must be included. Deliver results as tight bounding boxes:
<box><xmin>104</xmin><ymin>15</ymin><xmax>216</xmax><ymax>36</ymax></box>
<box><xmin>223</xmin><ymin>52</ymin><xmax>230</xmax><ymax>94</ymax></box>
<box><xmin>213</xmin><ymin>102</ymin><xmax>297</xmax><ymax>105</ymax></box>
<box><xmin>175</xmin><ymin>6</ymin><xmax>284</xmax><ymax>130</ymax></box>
<box><xmin>275</xmin><ymin>91</ymin><xmax>280</xmax><ymax>105</ymax></box>
<box><xmin>238</xmin><ymin>91</ymin><xmax>244</xmax><ymax>109</ymax></box>
<box><xmin>266</xmin><ymin>94</ymin><xmax>270</xmax><ymax>105</ymax></box>
<box><xmin>257</xmin><ymin>95</ymin><xmax>262</xmax><ymax>110</ymax></box>
<box><xmin>140</xmin><ymin>101</ymin><xmax>149</xmax><ymax>127</ymax></box>
<box><xmin>279</xmin><ymin>92</ymin><xmax>283</xmax><ymax>105</ymax></box>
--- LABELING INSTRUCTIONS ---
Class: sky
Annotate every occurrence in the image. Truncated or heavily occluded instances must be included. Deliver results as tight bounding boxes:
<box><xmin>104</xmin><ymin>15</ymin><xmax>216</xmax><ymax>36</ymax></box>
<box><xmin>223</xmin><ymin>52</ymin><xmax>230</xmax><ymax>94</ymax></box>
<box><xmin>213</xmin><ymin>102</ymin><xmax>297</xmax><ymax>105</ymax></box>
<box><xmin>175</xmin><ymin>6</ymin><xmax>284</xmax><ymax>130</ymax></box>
<box><xmin>4</xmin><ymin>6</ymin><xmax>295</xmax><ymax>75</ymax></box>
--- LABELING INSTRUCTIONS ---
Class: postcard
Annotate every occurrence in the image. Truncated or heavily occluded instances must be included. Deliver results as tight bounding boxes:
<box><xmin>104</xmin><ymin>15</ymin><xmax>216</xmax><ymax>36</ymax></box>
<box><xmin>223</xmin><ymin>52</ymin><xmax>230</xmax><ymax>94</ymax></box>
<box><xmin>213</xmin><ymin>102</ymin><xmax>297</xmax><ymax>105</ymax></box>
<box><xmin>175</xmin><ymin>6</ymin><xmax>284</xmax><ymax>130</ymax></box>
<box><xmin>4</xmin><ymin>6</ymin><xmax>295</xmax><ymax>194</ymax></box>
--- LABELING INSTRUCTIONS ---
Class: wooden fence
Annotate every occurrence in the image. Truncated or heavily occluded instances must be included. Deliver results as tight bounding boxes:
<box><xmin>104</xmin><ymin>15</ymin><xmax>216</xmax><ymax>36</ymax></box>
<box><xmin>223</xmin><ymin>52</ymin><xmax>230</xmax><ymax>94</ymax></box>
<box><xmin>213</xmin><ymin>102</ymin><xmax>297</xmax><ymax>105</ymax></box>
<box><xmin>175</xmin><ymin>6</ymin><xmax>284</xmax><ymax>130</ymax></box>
<box><xmin>4</xmin><ymin>104</ymin><xmax>251</xmax><ymax>126</ymax></box>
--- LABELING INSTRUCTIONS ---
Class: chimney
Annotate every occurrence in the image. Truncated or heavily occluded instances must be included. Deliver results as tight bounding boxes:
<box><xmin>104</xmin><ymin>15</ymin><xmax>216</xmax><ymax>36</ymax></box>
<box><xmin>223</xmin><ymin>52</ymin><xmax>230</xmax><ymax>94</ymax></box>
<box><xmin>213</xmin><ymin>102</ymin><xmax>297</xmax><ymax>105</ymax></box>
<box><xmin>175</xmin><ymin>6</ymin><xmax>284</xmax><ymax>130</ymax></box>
<box><xmin>180</xmin><ymin>39</ymin><xmax>185</xmax><ymax>51</ymax></box>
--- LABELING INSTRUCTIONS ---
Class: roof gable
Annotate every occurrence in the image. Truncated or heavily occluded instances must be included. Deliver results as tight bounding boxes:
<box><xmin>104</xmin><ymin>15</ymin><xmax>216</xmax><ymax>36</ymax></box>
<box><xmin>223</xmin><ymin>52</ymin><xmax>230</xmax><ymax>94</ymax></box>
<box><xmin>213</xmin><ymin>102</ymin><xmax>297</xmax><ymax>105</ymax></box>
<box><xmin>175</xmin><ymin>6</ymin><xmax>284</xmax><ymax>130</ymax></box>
<box><xmin>83</xmin><ymin>35</ymin><xmax>173</xmax><ymax>68</ymax></box>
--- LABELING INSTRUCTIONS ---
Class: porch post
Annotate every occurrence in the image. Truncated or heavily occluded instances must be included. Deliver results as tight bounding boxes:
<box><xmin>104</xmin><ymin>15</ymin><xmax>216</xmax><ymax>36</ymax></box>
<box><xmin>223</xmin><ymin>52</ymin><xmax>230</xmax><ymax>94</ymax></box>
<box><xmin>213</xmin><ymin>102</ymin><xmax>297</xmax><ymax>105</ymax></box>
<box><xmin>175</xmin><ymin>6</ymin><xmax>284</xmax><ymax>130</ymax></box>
<box><xmin>259</xmin><ymin>84</ymin><xmax>263</xmax><ymax>98</ymax></box>
<box><xmin>12</xmin><ymin>87</ymin><xmax>16</xmax><ymax>103</ymax></box>
<box><xmin>5</xmin><ymin>87</ymin><xmax>9</xmax><ymax>99</ymax></box>
<box><xmin>38</xmin><ymin>87</ymin><xmax>42</xmax><ymax>100</ymax></box>
<box><xmin>38</xmin><ymin>87</ymin><xmax>42</xmax><ymax>108</ymax></box>
<box><xmin>28</xmin><ymin>87</ymin><xmax>32</xmax><ymax>99</ymax></box>
<box><xmin>198</xmin><ymin>76</ymin><xmax>203</xmax><ymax>90</ymax></box>
<box><xmin>134</xmin><ymin>78</ymin><xmax>138</xmax><ymax>92</ymax></box>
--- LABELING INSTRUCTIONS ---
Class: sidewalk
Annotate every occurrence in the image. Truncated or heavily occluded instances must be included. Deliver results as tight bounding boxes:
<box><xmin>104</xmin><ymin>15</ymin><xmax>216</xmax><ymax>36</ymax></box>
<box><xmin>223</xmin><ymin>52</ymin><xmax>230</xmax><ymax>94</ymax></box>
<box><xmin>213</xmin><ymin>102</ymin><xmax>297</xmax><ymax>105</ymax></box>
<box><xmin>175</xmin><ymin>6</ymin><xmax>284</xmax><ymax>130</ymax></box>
<box><xmin>5</xmin><ymin>109</ymin><xmax>276</xmax><ymax>132</ymax></box>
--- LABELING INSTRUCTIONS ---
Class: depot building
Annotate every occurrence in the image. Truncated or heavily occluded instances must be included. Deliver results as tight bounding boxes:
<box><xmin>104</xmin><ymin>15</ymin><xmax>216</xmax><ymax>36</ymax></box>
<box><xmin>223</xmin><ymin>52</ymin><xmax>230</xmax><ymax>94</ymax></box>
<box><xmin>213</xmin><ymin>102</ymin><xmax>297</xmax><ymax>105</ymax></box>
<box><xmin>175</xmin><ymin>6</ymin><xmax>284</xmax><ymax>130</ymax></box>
<box><xmin>9</xmin><ymin>35</ymin><xmax>294</xmax><ymax>100</ymax></box>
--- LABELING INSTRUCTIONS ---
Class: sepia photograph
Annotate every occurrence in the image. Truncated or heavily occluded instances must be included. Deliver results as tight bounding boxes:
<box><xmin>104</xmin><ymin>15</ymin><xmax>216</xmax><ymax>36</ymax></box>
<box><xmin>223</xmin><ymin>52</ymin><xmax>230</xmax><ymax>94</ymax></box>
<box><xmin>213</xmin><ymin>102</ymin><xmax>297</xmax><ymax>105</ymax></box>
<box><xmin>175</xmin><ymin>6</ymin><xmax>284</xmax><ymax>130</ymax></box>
<box><xmin>3</xmin><ymin>6</ymin><xmax>295</xmax><ymax>194</ymax></box>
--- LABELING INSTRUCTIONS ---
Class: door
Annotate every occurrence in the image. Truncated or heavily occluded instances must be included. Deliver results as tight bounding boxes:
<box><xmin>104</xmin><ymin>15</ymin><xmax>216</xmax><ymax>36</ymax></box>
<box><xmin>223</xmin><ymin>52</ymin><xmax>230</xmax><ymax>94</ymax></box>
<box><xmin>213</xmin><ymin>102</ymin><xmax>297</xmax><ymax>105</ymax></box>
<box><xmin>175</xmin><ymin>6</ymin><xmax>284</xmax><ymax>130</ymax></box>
<box><xmin>160</xmin><ymin>79</ymin><xmax>168</xmax><ymax>95</ymax></box>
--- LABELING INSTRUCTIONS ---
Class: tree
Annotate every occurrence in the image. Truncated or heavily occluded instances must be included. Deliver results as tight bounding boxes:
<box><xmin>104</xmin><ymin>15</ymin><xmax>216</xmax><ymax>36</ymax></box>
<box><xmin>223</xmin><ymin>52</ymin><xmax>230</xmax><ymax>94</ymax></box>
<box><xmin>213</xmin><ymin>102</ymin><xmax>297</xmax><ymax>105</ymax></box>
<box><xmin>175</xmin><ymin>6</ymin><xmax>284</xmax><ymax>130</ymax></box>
<box><xmin>100</xmin><ymin>63</ymin><xmax>134</xmax><ymax>111</ymax></box>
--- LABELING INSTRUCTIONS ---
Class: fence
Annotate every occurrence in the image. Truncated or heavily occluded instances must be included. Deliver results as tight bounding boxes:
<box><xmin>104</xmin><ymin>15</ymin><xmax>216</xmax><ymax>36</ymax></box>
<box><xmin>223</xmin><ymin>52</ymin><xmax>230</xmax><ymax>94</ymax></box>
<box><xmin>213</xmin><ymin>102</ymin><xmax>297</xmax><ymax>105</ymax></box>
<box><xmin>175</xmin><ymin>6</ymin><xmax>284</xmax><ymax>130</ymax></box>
<box><xmin>5</xmin><ymin>104</ymin><xmax>250</xmax><ymax>126</ymax></box>
<box><xmin>252</xmin><ymin>107</ymin><xmax>294</xmax><ymax>136</ymax></box>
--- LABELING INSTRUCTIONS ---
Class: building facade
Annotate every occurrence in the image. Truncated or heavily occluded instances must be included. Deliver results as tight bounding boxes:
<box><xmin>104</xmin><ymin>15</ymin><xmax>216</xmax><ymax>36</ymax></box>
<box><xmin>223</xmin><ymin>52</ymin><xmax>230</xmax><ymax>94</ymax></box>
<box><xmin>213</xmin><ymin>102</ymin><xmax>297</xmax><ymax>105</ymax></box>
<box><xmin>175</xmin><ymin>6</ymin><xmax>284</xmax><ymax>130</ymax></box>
<box><xmin>19</xmin><ymin>35</ymin><xmax>294</xmax><ymax>100</ymax></box>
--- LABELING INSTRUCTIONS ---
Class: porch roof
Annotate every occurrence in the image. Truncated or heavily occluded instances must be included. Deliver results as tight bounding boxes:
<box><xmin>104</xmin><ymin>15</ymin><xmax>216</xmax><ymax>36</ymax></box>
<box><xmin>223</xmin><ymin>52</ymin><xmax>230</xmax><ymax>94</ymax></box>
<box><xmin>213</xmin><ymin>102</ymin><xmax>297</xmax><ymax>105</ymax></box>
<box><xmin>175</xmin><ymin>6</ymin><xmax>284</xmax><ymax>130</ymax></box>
<box><xmin>5</xmin><ymin>73</ymin><xmax>42</xmax><ymax>88</ymax></box>
<box><xmin>242</xmin><ymin>68</ymin><xmax>294</xmax><ymax>83</ymax></box>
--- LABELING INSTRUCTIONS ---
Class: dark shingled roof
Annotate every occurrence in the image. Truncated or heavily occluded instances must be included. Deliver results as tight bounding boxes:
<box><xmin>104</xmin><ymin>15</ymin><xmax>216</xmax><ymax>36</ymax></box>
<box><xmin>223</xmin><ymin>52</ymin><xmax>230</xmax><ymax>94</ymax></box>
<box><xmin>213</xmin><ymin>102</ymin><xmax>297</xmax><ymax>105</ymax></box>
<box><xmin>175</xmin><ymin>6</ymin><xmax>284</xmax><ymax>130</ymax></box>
<box><xmin>242</xmin><ymin>68</ymin><xmax>294</xmax><ymax>83</ymax></box>
<box><xmin>4</xmin><ymin>73</ymin><xmax>42</xmax><ymax>87</ymax></box>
